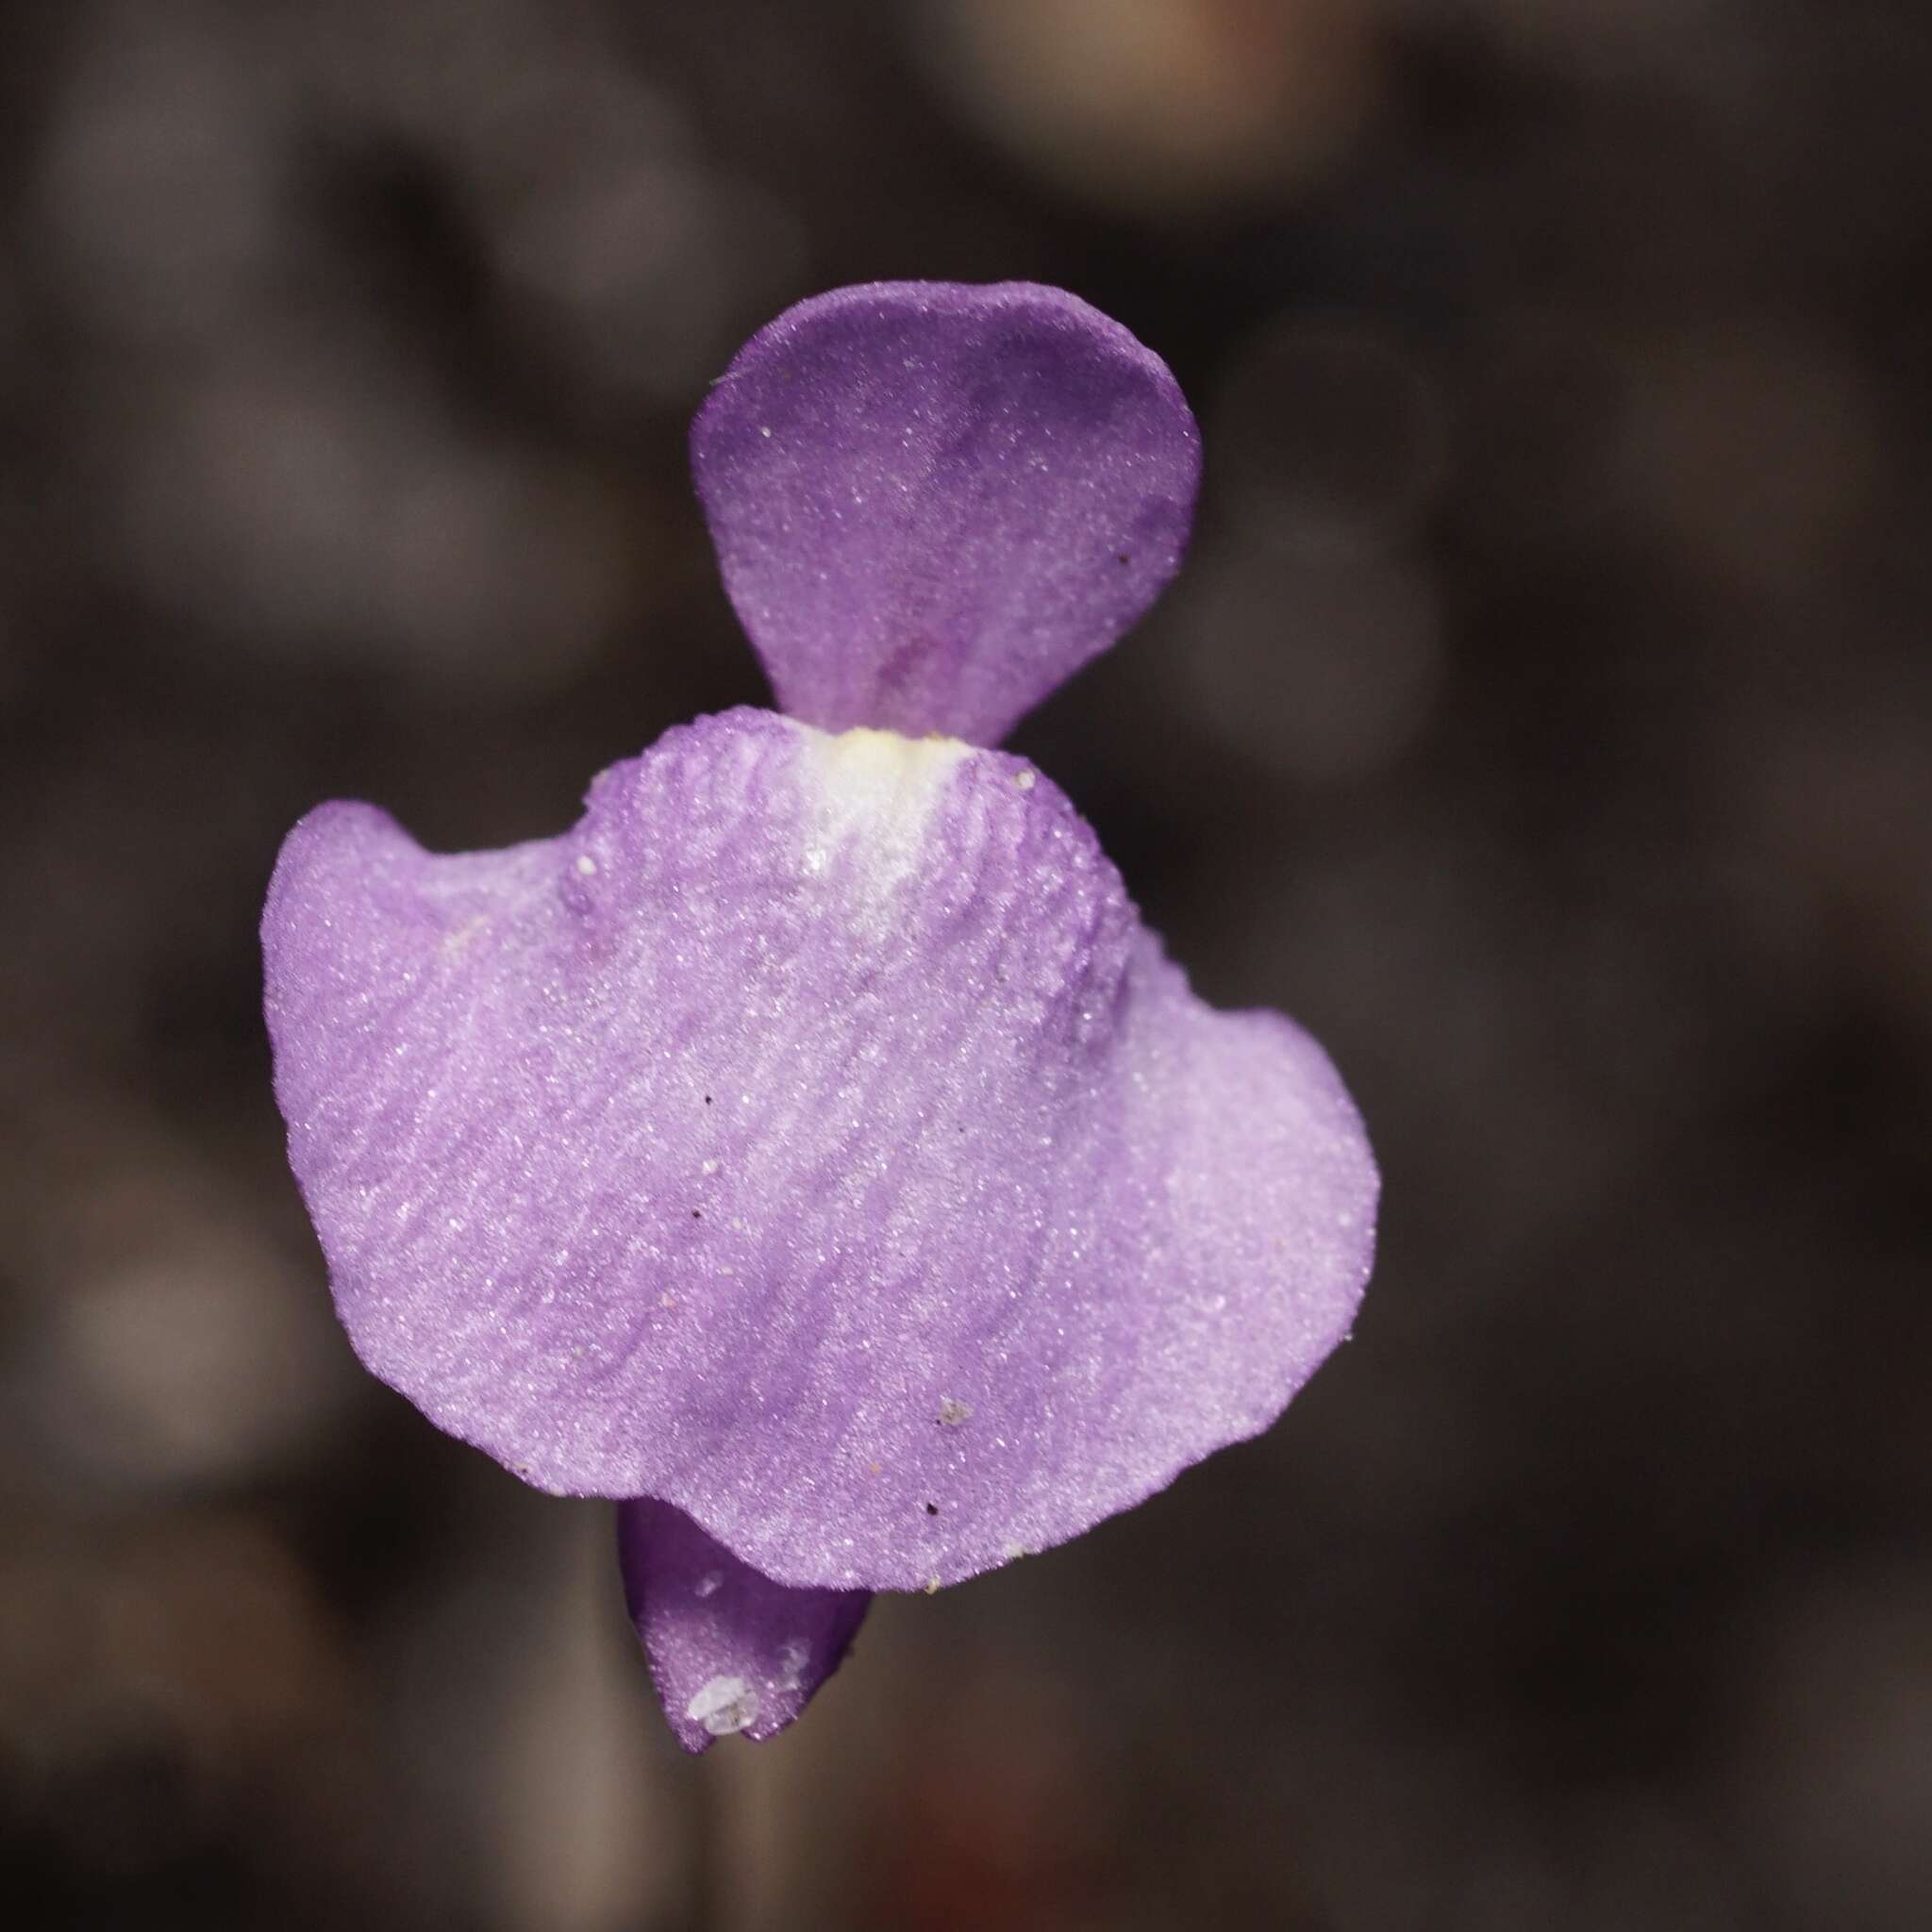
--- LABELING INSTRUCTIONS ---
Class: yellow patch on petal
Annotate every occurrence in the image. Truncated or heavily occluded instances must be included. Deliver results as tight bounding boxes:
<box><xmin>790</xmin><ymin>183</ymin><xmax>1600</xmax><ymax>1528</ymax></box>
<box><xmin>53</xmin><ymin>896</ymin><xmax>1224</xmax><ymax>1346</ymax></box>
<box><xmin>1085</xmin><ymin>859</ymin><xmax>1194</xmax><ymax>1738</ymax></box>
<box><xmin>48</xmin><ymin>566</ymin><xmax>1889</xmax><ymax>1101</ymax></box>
<box><xmin>796</xmin><ymin>724</ymin><xmax>973</xmax><ymax>913</ymax></box>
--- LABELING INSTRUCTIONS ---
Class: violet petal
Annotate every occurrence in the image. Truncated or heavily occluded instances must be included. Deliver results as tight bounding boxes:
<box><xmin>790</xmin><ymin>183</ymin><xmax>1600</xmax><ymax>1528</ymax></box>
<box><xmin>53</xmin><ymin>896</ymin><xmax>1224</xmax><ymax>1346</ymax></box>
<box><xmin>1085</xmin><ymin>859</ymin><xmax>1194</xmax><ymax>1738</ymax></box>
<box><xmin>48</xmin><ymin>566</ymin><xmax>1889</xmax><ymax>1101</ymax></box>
<box><xmin>692</xmin><ymin>281</ymin><xmax>1200</xmax><ymax>745</ymax></box>
<box><xmin>264</xmin><ymin>708</ymin><xmax>1375</xmax><ymax>1591</ymax></box>
<box><xmin>619</xmin><ymin>1497</ymin><xmax>869</xmax><ymax>1753</ymax></box>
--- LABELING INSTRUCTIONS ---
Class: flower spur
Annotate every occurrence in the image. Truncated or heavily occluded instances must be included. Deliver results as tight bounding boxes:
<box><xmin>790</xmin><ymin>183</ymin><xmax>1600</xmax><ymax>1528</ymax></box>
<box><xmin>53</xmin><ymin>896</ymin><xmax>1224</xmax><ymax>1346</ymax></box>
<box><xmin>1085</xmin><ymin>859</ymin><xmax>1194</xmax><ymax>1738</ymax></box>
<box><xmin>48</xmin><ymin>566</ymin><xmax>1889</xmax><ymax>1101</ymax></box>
<box><xmin>262</xmin><ymin>282</ymin><xmax>1378</xmax><ymax>1752</ymax></box>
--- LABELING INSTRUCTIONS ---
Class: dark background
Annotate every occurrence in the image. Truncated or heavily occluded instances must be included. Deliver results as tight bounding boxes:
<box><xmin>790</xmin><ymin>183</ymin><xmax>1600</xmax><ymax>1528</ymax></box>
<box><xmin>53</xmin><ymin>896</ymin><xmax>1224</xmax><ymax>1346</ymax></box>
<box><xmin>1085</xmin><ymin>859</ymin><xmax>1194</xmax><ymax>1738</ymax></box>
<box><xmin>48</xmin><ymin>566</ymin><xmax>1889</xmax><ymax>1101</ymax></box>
<box><xmin>3</xmin><ymin>2</ymin><xmax>1928</xmax><ymax>1927</ymax></box>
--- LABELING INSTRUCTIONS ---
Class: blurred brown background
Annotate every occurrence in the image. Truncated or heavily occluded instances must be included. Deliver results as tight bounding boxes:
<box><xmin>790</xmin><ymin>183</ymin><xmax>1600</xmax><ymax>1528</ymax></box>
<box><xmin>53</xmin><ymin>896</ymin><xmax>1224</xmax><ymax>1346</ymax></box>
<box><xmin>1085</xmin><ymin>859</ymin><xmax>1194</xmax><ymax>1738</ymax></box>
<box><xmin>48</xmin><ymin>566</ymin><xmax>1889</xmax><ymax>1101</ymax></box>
<box><xmin>3</xmin><ymin>1</ymin><xmax>1929</xmax><ymax>1927</ymax></box>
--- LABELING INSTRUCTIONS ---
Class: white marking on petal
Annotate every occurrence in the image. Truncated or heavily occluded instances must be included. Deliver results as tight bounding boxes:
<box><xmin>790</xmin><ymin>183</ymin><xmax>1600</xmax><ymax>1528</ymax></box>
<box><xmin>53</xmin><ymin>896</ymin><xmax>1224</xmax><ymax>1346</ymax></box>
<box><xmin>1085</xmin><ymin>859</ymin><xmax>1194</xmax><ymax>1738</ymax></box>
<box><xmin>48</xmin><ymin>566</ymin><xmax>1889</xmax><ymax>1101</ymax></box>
<box><xmin>776</xmin><ymin>1638</ymin><xmax>810</xmax><ymax>1692</ymax></box>
<box><xmin>693</xmin><ymin>1570</ymin><xmax>723</xmax><ymax>1598</ymax></box>
<box><xmin>795</xmin><ymin>725</ymin><xmax>972</xmax><ymax>913</ymax></box>
<box><xmin>441</xmin><ymin>914</ymin><xmax>488</xmax><ymax>957</ymax></box>
<box><xmin>688</xmin><ymin>1674</ymin><xmax>759</xmax><ymax>1735</ymax></box>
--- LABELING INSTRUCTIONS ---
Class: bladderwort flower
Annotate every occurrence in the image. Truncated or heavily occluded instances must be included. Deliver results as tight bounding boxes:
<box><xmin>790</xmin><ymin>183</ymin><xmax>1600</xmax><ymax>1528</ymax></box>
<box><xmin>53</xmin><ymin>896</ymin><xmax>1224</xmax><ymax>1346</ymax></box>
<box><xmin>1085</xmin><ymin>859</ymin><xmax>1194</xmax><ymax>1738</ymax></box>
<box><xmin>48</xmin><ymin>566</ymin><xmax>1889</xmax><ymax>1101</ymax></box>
<box><xmin>263</xmin><ymin>283</ymin><xmax>1377</xmax><ymax>1753</ymax></box>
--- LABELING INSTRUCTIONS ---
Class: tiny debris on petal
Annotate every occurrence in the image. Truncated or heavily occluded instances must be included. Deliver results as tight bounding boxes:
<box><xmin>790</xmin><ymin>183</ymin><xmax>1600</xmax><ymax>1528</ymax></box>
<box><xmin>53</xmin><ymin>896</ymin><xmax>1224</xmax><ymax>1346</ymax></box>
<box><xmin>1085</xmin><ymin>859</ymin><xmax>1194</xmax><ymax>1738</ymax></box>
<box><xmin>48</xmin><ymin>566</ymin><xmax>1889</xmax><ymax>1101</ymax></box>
<box><xmin>688</xmin><ymin>1675</ymin><xmax>759</xmax><ymax>1737</ymax></box>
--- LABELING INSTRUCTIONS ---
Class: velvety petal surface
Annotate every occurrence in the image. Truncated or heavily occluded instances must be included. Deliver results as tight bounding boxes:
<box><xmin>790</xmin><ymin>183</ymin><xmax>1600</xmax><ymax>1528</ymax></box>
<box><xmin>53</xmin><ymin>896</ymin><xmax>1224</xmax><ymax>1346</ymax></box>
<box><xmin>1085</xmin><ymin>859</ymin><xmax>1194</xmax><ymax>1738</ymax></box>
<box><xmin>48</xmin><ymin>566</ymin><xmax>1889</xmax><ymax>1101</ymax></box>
<box><xmin>264</xmin><ymin>707</ymin><xmax>1375</xmax><ymax>1591</ymax></box>
<box><xmin>619</xmin><ymin>1497</ymin><xmax>869</xmax><ymax>1754</ymax></box>
<box><xmin>692</xmin><ymin>282</ymin><xmax>1200</xmax><ymax>745</ymax></box>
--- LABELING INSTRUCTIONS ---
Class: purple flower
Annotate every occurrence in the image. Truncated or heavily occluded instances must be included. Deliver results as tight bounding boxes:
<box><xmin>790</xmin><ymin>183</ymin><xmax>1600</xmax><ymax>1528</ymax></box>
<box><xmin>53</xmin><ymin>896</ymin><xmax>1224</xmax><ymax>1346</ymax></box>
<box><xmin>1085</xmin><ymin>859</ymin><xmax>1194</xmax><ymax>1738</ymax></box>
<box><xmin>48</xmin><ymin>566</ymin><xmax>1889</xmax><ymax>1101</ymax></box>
<box><xmin>263</xmin><ymin>283</ymin><xmax>1377</xmax><ymax>1753</ymax></box>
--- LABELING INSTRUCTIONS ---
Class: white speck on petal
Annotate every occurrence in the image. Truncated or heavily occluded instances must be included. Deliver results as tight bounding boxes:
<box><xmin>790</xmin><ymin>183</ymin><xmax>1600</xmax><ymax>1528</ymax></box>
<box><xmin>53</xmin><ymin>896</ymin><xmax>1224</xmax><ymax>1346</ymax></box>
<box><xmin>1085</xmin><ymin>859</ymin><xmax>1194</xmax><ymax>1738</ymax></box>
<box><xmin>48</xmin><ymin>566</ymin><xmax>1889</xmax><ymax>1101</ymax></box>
<box><xmin>575</xmin><ymin>854</ymin><xmax>598</xmax><ymax>876</ymax></box>
<box><xmin>694</xmin><ymin>1570</ymin><xmax>723</xmax><ymax>1599</ymax></box>
<box><xmin>938</xmin><ymin>1396</ymin><xmax>973</xmax><ymax>1426</ymax></box>
<box><xmin>777</xmin><ymin>1638</ymin><xmax>810</xmax><ymax>1691</ymax></box>
<box><xmin>688</xmin><ymin>1675</ymin><xmax>759</xmax><ymax>1735</ymax></box>
<box><xmin>441</xmin><ymin>914</ymin><xmax>488</xmax><ymax>957</ymax></box>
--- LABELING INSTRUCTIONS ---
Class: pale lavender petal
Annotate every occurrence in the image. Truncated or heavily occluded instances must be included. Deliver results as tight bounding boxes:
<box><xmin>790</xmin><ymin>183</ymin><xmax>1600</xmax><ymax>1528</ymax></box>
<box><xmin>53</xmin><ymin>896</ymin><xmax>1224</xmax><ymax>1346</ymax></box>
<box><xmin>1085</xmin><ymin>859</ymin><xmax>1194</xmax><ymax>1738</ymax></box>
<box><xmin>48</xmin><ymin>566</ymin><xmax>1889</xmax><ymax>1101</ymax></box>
<box><xmin>264</xmin><ymin>708</ymin><xmax>1375</xmax><ymax>1591</ymax></box>
<box><xmin>692</xmin><ymin>282</ymin><xmax>1200</xmax><ymax>745</ymax></box>
<box><xmin>619</xmin><ymin>1497</ymin><xmax>869</xmax><ymax>1753</ymax></box>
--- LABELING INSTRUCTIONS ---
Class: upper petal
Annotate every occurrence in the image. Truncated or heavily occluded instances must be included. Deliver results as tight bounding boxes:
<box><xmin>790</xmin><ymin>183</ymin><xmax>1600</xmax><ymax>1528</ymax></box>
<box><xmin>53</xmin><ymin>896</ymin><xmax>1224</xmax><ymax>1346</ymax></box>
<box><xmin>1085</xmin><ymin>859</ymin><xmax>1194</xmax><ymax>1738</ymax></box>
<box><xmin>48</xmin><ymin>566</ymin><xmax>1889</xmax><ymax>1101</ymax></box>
<box><xmin>264</xmin><ymin>708</ymin><xmax>1375</xmax><ymax>1591</ymax></box>
<box><xmin>692</xmin><ymin>282</ymin><xmax>1201</xmax><ymax>745</ymax></box>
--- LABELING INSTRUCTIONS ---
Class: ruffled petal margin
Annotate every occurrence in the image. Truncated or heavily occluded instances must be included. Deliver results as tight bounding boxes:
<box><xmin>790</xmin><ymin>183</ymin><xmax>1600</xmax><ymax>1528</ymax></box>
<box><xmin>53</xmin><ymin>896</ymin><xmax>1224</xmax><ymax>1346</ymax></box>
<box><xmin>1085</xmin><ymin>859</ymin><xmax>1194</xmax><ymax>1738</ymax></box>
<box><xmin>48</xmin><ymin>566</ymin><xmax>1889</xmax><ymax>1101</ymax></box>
<box><xmin>263</xmin><ymin>708</ymin><xmax>1375</xmax><ymax>1591</ymax></box>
